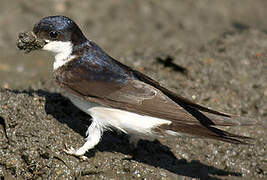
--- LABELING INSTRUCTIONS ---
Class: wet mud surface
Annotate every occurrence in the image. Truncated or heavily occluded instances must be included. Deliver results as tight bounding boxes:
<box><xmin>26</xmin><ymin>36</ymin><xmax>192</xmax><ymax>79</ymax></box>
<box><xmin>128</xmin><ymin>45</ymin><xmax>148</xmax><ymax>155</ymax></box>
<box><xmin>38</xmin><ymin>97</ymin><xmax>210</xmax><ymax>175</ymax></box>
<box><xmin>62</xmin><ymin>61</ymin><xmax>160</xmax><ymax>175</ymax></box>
<box><xmin>0</xmin><ymin>0</ymin><xmax>267</xmax><ymax>179</ymax></box>
<box><xmin>16</xmin><ymin>31</ymin><xmax>46</xmax><ymax>53</ymax></box>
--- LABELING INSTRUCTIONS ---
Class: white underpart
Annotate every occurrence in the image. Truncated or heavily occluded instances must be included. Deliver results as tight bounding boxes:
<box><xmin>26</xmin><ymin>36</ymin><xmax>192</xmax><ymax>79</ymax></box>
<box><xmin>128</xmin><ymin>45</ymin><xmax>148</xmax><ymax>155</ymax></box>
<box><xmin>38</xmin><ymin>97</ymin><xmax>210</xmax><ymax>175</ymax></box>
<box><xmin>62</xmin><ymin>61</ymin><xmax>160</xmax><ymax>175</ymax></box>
<box><xmin>64</xmin><ymin>93</ymin><xmax>172</xmax><ymax>157</ymax></box>
<box><xmin>42</xmin><ymin>40</ymin><xmax>76</xmax><ymax>70</ymax></box>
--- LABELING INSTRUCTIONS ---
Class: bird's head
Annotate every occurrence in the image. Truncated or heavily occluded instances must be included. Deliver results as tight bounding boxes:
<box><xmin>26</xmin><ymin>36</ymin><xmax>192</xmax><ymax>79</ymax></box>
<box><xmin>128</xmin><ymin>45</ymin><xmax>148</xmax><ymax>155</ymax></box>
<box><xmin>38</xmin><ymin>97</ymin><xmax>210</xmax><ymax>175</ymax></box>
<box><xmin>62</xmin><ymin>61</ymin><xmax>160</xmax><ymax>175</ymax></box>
<box><xmin>33</xmin><ymin>16</ymin><xmax>87</xmax><ymax>54</ymax></box>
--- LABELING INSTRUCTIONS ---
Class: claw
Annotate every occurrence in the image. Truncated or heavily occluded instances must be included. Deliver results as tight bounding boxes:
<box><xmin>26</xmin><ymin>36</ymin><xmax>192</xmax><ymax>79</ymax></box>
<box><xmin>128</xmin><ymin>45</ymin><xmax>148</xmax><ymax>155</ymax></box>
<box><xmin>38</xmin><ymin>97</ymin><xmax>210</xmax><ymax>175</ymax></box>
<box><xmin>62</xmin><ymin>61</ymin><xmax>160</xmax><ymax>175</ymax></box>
<box><xmin>63</xmin><ymin>144</ymin><xmax>88</xmax><ymax>161</ymax></box>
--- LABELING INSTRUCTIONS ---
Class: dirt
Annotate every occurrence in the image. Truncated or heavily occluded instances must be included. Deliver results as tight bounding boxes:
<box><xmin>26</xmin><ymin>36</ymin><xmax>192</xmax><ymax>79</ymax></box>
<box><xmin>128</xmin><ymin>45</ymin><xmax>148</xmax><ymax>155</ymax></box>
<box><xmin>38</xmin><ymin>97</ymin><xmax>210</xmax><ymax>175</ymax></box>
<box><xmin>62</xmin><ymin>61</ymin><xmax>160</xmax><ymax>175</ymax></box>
<box><xmin>0</xmin><ymin>0</ymin><xmax>266</xmax><ymax>179</ymax></box>
<box><xmin>16</xmin><ymin>31</ymin><xmax>46</xmax><ymax>53</ymax></box>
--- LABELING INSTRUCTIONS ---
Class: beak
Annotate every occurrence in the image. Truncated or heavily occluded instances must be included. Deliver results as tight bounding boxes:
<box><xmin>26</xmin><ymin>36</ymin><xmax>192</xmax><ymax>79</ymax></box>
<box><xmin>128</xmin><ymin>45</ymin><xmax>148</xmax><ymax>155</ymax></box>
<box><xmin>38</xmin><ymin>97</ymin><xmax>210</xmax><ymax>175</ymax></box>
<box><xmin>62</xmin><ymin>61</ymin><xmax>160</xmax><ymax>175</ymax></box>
<box><xmin>16</xmin><ymin>31</ymin><xmax>46</xmax><ymax>53</ymax></box>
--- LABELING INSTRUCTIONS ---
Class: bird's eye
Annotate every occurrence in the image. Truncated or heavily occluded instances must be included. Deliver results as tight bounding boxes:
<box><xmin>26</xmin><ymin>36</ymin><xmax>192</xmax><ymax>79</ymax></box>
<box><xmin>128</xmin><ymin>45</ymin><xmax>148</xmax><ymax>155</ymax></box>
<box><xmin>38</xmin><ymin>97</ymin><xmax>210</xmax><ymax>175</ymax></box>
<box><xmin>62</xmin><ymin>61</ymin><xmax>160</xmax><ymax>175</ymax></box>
<box><xmin>49</xmin><ymin>31</ymin><xmax>58</xmax><ymax>39</ymax></box>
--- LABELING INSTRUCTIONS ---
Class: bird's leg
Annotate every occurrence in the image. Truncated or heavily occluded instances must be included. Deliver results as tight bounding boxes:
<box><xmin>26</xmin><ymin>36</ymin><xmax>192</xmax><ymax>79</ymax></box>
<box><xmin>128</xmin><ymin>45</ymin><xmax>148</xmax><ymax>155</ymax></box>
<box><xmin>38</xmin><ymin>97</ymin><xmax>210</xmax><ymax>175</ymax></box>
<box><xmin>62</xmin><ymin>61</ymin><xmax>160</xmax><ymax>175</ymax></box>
<box><xmin>64</xmin><ymin>119</ymin><xmax>103</xmax><ymax>160</ymax></box>
<box><xmin>129</xmin><ymin>135</ymin><xmax>140</xmax><ymax>148</ymax></box>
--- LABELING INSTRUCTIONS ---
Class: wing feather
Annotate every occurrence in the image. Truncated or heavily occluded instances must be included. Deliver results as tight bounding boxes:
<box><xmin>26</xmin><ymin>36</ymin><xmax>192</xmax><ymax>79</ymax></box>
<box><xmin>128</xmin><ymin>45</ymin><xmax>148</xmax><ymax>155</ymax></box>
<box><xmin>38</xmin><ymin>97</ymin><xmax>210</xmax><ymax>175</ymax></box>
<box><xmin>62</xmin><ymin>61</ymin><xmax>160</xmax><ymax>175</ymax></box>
<box><xmin>53</xmin><ymin>47</ymin><xmax>256</xmax><ymax>144</ymax></box>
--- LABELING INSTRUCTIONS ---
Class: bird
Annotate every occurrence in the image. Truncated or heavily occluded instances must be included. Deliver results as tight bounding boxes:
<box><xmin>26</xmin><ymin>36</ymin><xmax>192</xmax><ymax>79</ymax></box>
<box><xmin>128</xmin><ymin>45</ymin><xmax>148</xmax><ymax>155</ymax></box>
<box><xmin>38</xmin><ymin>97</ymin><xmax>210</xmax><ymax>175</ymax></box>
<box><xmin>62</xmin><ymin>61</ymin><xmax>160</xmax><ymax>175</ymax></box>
<box><xmin>23</xmin><ymin>15</ymin><xmax>255</xmax><ymax>159</ymax></box>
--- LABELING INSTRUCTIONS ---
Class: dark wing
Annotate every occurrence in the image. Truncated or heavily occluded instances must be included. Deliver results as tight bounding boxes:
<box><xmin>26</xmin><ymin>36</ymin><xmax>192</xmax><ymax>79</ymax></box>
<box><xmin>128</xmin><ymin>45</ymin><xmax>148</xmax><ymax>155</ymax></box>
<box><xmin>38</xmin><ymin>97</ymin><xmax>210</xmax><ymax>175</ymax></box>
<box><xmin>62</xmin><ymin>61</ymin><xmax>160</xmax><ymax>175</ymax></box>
<box><xmin>132</xmin><ymin>70</ymin><xmax>255</xmax><ymax>126</ymax></box>
<box><xmin>53</xmin><ymin>42</ymin><xmax>255</xmax><ymax>144</ymax></box>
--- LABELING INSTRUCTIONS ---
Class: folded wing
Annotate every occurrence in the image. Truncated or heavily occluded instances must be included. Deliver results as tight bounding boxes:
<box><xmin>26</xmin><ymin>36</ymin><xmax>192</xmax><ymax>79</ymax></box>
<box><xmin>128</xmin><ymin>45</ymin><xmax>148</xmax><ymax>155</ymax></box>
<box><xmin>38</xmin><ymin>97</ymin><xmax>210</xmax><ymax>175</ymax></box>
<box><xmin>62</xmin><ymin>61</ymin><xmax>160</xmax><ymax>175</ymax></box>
<box><xmin>53</xmin><ymin>44</ymin><xmax>256</xmax><ymax>144</ymax></box>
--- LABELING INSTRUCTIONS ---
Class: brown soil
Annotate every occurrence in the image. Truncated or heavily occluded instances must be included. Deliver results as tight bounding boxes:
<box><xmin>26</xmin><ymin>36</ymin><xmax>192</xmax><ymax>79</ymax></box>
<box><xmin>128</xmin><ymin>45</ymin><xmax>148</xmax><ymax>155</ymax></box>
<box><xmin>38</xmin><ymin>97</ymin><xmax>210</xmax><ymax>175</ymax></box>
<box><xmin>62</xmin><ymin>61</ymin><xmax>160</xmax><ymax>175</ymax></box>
<box><xmin>0</xmin><ymin>0</ymin><xmax>266</xmax><ymax>179</ymax></box>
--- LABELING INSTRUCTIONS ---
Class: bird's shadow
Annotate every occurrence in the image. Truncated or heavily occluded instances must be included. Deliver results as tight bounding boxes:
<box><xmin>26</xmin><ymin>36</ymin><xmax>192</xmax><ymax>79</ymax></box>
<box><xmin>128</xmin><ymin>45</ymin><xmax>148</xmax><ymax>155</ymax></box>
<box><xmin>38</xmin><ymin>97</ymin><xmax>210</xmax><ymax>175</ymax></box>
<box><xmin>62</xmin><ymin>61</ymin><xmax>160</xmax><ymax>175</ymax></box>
<box><xmin>11</xmin><ymin>89</ymin><xmax>242</xmax><ymax>180</ymax></box>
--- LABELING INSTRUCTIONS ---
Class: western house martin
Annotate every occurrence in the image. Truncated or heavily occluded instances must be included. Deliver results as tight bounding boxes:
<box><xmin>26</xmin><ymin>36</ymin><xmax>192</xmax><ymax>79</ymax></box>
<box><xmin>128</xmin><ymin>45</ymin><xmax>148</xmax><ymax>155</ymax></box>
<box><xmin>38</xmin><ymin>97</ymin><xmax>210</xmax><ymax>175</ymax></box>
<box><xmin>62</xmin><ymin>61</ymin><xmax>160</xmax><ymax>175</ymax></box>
<box><xmin>17</xmin><ymin>16</ymin><xmax>256</xmax><ymax>159</ymax></box>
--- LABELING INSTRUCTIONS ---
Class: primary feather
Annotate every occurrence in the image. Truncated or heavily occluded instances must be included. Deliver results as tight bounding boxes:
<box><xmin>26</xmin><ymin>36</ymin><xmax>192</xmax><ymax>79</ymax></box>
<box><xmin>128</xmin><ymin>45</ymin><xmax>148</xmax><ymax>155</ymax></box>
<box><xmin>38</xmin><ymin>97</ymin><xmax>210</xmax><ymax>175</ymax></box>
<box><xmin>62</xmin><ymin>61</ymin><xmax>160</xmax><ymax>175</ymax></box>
<box><xmin>53</xmin><ymin>40</ymin><xmax>256</xmax><ymax>145</ymax></box>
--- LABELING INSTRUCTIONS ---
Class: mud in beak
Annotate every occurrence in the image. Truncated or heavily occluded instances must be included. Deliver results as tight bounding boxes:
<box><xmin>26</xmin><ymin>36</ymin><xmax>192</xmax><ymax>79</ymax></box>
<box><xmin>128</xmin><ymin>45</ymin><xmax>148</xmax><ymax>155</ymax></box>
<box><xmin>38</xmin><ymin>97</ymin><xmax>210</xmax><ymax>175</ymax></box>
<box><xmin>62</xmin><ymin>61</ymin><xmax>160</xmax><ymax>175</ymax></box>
<box><xmin>16</xmin><ymin>31</ymin><xmax>46</xmax><ymax>53</ymax></box>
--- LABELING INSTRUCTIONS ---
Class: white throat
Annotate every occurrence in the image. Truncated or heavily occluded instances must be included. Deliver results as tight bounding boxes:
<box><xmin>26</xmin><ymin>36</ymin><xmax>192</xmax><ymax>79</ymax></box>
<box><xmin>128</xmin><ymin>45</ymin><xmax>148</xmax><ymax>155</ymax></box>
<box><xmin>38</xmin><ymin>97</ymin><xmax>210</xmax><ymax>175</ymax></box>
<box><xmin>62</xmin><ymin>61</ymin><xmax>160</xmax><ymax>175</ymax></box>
<box><xmin>42</xmin><ymin>40</ymin><xmax>76</xmax><ymax>70</ymax></box>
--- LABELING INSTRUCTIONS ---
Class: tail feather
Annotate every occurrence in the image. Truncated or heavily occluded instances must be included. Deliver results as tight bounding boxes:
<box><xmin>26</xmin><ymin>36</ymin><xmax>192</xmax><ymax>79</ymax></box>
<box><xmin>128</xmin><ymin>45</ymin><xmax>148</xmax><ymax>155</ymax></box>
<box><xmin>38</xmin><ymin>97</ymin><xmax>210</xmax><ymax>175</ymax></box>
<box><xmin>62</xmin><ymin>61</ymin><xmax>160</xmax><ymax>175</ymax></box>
<box><xmin>158</xmin><ymin>123</ymin><xmax>254</xmax><ymax>145</ymax></box>
<box><xmin>157</xmin><ymin>86</ymin><xmax>256</xmax><ymax>144</ymax></box>
<box><xmin>202</xmin><ymin>112</ymin><xmax>257</xmax><ymax>127</ymax></box>
<box><xmin>133</xmin><ymin>70</ymin><xmax>256</xmax><ymax>144</ymax></box>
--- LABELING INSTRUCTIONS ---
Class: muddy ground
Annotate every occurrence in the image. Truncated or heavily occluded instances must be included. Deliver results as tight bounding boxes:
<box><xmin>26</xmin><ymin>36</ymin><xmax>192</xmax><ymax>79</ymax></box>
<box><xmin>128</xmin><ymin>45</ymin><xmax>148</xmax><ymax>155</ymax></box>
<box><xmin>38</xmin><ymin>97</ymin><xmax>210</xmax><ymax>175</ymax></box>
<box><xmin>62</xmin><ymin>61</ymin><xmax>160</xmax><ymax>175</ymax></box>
<box><xmin>0</xmin><ymin>0</ymin><xmax>266</xmax><ymax>179</ymax></box>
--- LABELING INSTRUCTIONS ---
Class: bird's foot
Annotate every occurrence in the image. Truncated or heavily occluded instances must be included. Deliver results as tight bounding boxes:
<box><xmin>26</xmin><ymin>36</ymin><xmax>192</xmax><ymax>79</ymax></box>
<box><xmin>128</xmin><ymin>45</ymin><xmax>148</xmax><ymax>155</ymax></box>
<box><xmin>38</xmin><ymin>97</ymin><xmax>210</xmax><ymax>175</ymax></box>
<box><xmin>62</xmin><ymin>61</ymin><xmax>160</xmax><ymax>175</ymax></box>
<box><xmin>129</xmin><ymin>135</ymin><xmax>140</xmax><ymax>149</ymax></box>
<box><xmin>63</xmin><ymin>144</ymin><xmax>88</xmax><ymax>161</ymax></box>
